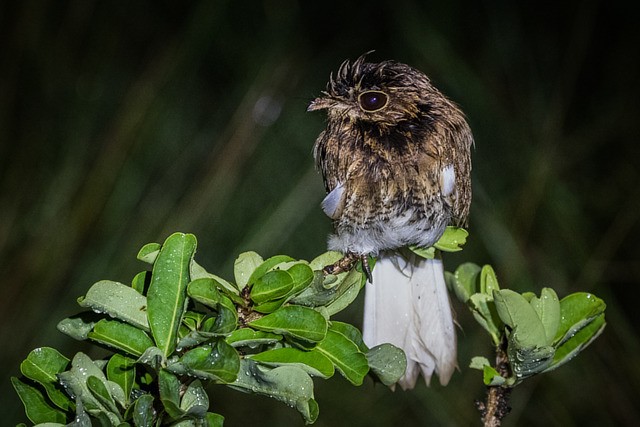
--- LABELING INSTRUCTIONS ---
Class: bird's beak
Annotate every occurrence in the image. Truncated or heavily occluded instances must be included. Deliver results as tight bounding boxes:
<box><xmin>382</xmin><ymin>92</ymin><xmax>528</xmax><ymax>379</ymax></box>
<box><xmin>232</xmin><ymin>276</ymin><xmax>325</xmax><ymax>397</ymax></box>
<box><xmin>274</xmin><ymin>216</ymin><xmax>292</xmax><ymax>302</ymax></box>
<box><xmin>307</xmin><ymin>97</ymin><xmax>333</xmax><ymax>112</ymax></box>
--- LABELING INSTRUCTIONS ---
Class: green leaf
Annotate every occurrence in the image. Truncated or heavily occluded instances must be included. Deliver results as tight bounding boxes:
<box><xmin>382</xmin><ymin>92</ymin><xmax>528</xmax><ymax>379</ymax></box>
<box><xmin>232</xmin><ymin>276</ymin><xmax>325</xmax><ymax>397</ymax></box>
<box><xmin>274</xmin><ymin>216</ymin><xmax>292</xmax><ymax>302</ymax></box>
<box><xmin>78</xmin><ymin>280</ymin><xmax>149</xmax><ymax>331</ymax></box>
<box><xmin>247</xmin><ymin>255</ymin><xmax>295</xmax><ymax>286</ymax></box>
<box><xmin>482</xmin><ymin>365</ymin><xmax>505</xmax><ymax>386</ymax></box>
<box><xmin>449</xmin><ymin>262</ymin><xmax>481</xmax><ymax>303</ymax></box>
<box><xmin>133</xmin><ymin>394</ymin><xmax>155</xmax><ymax>427</ymax></box>
<box><xmin>316</xmin><ymin>329</ymin><xmax>369</xmax><ymax>385</ymax></box>
<box><xmin>106</xmin><ymin>354</ymin><xmax>136</xmax><ymax>404</ymax></box>
<box><xmin>529</xmin><ymin>287</ymin><xmax>561</xmax><ymax>345</ymax></box>
<box><xmin>19</xmin><ymin>347</ymin><xmax>72</xmax><ymax>411</ymax></box>
<box><xmin>57</xmin><ymin>353</ymin><xmax>120</xmax><ymax>425</ymax></box>
<box><xmin>494</xmin><ymin>289</ymin><xmax>548</xmax><ymax>348</ymax></box>
<box><xmin>468</xmin><ymin>293</ymin><xmax>503</xmax><ymax>345</ymax></box>
<box><xmin>88</xmin><ymin>319</ymin><xmax>154</xmax><ymax>357</ymax></box>
<box><xmin>251</xmin><ymin>347</ymin><xmax>335</xmax><ymax>378</ymax></box>
<box><xmin>469</xmin><ymin>356</ymin><xmax>491</xmax><ymax>370</ymax></box>
<box><xmin>433</xmin><ymin>226</ymin><xmax>468</xmax><ymax>252</ymax></box>
<box><xmin>366</xmin><ymin>344</ymin><xmax>407</xmax><ymax>386</ymax></box>
<box><xmin>170</xmin><ymin>340</ymin><xmax>240</xmax><ymax>383</ymax></box>
<box><xmin>86</xmin><ymin>376</ymin><xmax>120</xmax><ymax>420</ymax></box>
<box><xmin>158</xmin><ymin>369</ymin><xmax>183</xmax><ymax>420</ymax></box>
<box><xmin>180</xmin><ymin>379</ymin><xmax>209</xmax><ymax>417</ymax></box>
<box><xmin>407</xmin><ymin>245</ymin><xmax>436</xmax><ymax>259</ymax></box>
<box><xmin>248</xmin><ymin>306</ymin><xmax>328</xmax><ymax>343</ymax></box>
<box><xmin>553</xmin><ymin>292</ymin><xmax>607</xmax><ymax>345</ymax></box>
<box><xmin>251</xmin><ymin>270</ymin><xmax>294</xmax><ymax>304</ymax></box>
<box><xmin>226</xmin><ymin>329</ymin><xmax>283</xmax><ymax>348</ymax></box>
<box><xmin>137</xmin><ymin>243</ymin><xmax>160</xmax><ymax>264</ymax></box>
<box><xmin>253</xmin><ymin>298</ymin><xmax>287</xmax><ymax>313</ymax></box>
<box><xmin>187</xmin><ymin>278</ymin><xmax>225</xmax><ymax>307</ymax></box>
<box><xmin>286</xmin><ymin>263</ymin><xmax>314</xmax><ymax>296</ymax></box>
<box><xmin>308</xmin><ymin>251</ymin><xmax>342</xmax><ymax>271</ymax></box>
<box><xmin>147</xmin><ymin>232</ymin><xmax>197</xmax><ymax>357</ymax></box>
<box><xmin>131</xmin><ymin>271</ymin><xmax>151</xmax><ymax>294</ymax></box>
<box><xmin>548</xmin><ymin>293</ymin><xmax>606</xmax><ymax>371</ymax></box>
<box><xmin>330</xmin><ymin>321</ymin><xmax>367</xmax><ymax>352</ymax></box>
<box><xmin>479</xmin><ymin>264</ymin><xmax>500</xmax><ymax>295</ymax></box>
<box><xmin>11</xmin><ymin>377</ymin><xmax>67</xmax><ymax>424</ymax></box>
<box><xmin>507</xmin><ymin>341</ymin><xmax>555</xmax><ymax>378</ymax></box>
<box><xmin>322</xmin><ymin>273</ymin><xmax>364</xmax><ymax>316</ymax></box>
<box><xmin>57</xmin><ymin>312</ymin><xmax>99</xmax><ymax>341</ymax></box>
<box><xmin>190</xmin><ymin>260</ymin><xmax>240</xmax><ymax>298</ymax></box>
<box><xmin>230</xmin><ymin>359</ymin><xmax>318</xmax><ymax>424</ymax></box>
<box><xmin>234</xmin><ymin>251</ymin><xmax>263</xmax><ymax>290</ymax></box>
<box><xmin>205</xmin><ymin>412</ymin><xmax>225</xmax><ymax>427</ymax></box>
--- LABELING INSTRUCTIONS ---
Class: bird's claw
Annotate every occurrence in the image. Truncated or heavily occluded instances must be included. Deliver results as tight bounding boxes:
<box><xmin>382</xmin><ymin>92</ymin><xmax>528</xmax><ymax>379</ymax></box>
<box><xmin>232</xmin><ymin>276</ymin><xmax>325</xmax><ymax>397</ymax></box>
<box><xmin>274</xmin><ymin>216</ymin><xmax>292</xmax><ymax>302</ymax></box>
<box><xmin>323</xmin><ymin>252</ymin><xmax>373</xmax><ymax>283</ymax></box>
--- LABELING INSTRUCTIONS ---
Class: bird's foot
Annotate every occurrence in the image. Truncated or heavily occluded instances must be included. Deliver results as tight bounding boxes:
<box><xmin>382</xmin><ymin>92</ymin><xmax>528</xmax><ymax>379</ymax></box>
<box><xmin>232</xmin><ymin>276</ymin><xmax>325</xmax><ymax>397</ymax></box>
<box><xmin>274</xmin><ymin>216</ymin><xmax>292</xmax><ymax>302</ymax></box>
<box><xmin>323</xmin><ymin>252</ymin><xmax>373</xmax><ymax>282</ymax></box>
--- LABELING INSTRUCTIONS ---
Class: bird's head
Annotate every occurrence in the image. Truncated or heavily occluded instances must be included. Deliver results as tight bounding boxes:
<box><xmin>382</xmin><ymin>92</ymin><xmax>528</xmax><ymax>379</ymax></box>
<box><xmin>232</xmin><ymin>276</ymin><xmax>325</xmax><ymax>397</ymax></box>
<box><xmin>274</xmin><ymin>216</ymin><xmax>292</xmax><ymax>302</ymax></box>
<box><xmin>308</xmin><ymin>53</ymin><xmax>452</xmax><ymax>134</ymax></box>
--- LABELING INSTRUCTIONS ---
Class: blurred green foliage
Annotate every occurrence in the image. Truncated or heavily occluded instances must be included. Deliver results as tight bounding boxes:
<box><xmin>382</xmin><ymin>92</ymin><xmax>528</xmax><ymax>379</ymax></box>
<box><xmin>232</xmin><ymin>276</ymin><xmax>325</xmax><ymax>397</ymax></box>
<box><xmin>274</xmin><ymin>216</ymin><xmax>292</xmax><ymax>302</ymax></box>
<box><xmin>1</xmin><ymin>1</ymin><xmax>638</xmax><ymax>426</ymax></box>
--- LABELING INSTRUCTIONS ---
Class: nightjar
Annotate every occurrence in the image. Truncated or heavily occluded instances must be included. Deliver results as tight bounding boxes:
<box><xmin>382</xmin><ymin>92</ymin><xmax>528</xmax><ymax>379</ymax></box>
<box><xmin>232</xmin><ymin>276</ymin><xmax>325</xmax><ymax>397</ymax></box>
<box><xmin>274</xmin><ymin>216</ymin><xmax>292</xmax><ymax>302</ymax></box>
<box><xmin>308</xmin><ymin>53</ymin><xmax>472</xmax><ymax>389</ymax></box>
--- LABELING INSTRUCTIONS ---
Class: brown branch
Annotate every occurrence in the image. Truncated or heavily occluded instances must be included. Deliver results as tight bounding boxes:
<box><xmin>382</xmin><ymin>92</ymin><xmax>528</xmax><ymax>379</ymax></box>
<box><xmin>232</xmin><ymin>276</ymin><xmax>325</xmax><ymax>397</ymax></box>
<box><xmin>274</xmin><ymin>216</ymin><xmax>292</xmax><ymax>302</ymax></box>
<box><xmin>476</xmin><ymin>337</ymin><xmax>512</xmax><ymax>427</ymax></box>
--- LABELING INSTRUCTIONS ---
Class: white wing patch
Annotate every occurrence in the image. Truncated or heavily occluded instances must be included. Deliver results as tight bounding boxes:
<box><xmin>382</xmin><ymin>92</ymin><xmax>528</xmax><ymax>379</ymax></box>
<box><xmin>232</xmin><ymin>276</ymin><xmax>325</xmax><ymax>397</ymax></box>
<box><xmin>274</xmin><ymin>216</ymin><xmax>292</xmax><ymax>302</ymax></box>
<box><xmin>441</xmin><ymin>164</ymin><xmax>456</xmax><ymax>197</ymax></box>
<box><xmin>321</xmin><ymin>182</ymin><xmax>345</xmax><ymax>219</ymax></box>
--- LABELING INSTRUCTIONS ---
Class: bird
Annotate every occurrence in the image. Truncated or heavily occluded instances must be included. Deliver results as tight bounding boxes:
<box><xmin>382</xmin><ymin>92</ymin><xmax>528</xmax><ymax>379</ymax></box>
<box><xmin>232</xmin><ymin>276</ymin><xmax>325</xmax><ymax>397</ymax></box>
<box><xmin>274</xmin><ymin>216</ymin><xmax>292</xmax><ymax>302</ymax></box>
<box><xmin>308</xmin><ymin>53</ymin><xmax>473</xmax><ymax>389</ymax></box>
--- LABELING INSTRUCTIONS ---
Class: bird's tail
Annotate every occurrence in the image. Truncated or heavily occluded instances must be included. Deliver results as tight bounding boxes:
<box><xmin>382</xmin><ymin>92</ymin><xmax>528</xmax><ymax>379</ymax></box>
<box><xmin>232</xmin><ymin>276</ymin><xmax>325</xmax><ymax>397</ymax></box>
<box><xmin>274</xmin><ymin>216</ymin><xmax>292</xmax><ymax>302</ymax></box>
<box><xmin>363</xmin><ymin>251</ymin><xmax>457</xmax><ymax>390</ymax></box>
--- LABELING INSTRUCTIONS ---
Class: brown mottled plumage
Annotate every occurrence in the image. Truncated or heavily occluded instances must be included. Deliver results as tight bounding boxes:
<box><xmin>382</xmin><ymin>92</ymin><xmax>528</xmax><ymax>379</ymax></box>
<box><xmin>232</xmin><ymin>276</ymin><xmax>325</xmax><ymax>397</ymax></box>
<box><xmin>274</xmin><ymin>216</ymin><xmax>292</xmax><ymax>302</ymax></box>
<box><xmin>309</xmin><ymin>53</ymin><xmax>473</xmax><ymax>389</ymax></box>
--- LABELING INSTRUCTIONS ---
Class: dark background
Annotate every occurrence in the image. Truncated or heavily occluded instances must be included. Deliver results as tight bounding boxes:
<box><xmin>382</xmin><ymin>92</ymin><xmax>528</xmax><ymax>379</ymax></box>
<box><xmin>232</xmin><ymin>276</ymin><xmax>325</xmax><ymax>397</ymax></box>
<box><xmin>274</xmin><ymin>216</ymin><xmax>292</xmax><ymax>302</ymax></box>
<box><xmin>1</xmin><ymin>1</ymin><xmax>638</xmax><ymax>426</ymax></box>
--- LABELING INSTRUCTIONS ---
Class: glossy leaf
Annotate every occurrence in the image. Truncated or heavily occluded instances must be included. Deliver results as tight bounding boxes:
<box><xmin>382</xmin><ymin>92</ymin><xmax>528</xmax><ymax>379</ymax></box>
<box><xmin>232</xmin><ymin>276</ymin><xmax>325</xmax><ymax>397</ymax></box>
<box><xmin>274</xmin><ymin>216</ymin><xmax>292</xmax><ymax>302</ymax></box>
<box><xmin>286</xmin><ymin>263</ymin><xmax>314</xmax><ymax>296</ymax></box>
<box><xmin>366</xmin><ymin>344</ymin><xmax>406</xmax><ymax>386</ymax></box>
<box><xmin>251</xmin><ymin>270</ymin><xmax>294</xmax><ymax>304</ymax></box>
<box><xmin>330</xmin><ymin>321</ymin><xmax>367</xmax><ymax>352</ymax></box>
<box><xmin>433</xmin><ymin>226</ymin><xmax>468</xmax><ymax>252</ymax></box>
<box><xmin>529</xmin><ymin>287</ymin><xmax>561</xmax><ymax>345</ymax></box>
<box><xmin>106</xmin><ymin>354</ymin><xmax>136</xmax><ymax>404</ymax></box>
<box><xmin>247</xmin><ymin>255</ymin><xmax>295</xmax><ymax>286</ymax></box>
<box><xmin>479</xmin><ymin>264</ymin><xmax>500</xmax><ymax>296</ymax></box>
<box><xmin>131</xmin><ymin>271</ymin><xmax>151</xmax><ymax>294</ymax></box>
<box><xmin>133</xmin><ymin>394</ymin><xmax>155</xmax><ymax>427</ymax></box>
<box><xmin>190</xmin><ymin>260</ymin><xmax>240</xmax><ymax>297</ymax></box>
<box><xmin>251</xmin><ymin>347</ymin><xmax>335</xmax><ymax>378</ymax></box>
<box><xmin>147</xmin><ymin>232</ymin><xmax>197</xmax><ymax>357</ymax></box>
<box><xmin>448</xmin><ymin>262</ymin><xmax>481</xmax><ymax>303</ymax></box>
<box><xmin>494</xmin><ymin>289</ymin><xmax>547</xmax><ymax>348</ymax></box>
<box><xmin>57</xmin><ymin>313</ymin><xmax>99</xmax><ymax>341</ymax></box>
<box><xmin>468</xmin><ymin>293</ymin><xmax>503</xmax><ymax>345</ymax></box>
<box><xmin>230</xmin><ymin>359</ymin><xmax>318</xmax><ymax>424</ymax></box>
<box><xmin>19</xmin><ymin>347</ymin><xmax>72</xmax><ymax>411</ymax></box>
<box><xmin>180</xmin><ymin>379</ymin><xmax>209</xmax><ymax>417</ymax></box>
<box><xmin>88</xmin><ymin>319</ymin><xmax>154</xmax><ymax>357</ymax></box>
<box><xmin>170</xmin><ymin>340</ymin><xmax>240</xmax><ymax>383</ymax></box>
<box><xmin>11</xmin><ymin>377</ymin><xmax>67</xmax><ymax>424</ymax></box>
<box><xmin>226</xmin><ymin>329</ymin><xmax>283</xmax><ymax>348</ymax></box>
<box><xmin>205</xmin><ymin>412</ymin><xmax>225</xmax><ymax>427</ymax></box>
<box><xmin>248</xmin><ymin>305</ymin><xmax>327</xmax><ymax>343</ymax></box>
<box><xmin>308</xmin><ymin>251</ymin><xmax>342</xmax><ymax>271</ymax></box>
<box><xmin>316</xmin><ymin>329</ymin><xmax>369</xmax><ymax>385</ymax></box>
<box><xmin>158</xmin><ymin>369</ymin><xmax>183</xmax><ymax>420</ymax></box>
<box><xmin>86</xmin><ymin>376</ymin><xmax>120</xmax><ymax>420</ymax></box>
<box><xmin>137</xmin><ymin>243</ymin><xmax>160</xmax><ymax>264</ymax></box>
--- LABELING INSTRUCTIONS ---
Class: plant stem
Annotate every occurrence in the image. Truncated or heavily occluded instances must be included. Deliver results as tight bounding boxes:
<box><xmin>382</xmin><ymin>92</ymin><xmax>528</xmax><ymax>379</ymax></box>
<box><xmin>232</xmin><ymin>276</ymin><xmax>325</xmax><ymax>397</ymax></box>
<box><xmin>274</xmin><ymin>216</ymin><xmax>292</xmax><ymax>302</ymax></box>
<box><xmin>476</xmin><ymin>337</ymin><xmax>512</xmax><ymax>426</ymax></box>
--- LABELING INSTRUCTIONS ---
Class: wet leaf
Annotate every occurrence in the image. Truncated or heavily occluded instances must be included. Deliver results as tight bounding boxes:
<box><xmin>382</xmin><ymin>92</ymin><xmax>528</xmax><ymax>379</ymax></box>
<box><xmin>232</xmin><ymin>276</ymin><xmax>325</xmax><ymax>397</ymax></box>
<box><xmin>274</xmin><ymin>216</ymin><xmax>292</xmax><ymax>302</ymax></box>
<box><xmin>137</xmin><ymin>243</ymin><xmax>160</xmax><ymax>264</ymax></box>
<box><xmin>190</xmin><ymin>260</ymin><xmax>240</xmax><ymax>297</ymax></box>
<box><xmin>88</xmin><ymin>319</ymin><xmax>154</xmax><ymax>357</ymax></box>
<box><xmin>226</xmin><ymin>329</ymin><xmax>283</xmax><ymax>348</ymax></box>
<box><xmin>78</xmin><ymin>280</ymin><xmax>149</xmax><ymax>332</ymax></box>
<box><xmin>494</xmin><ymin>289</ymin><xmax>547</xmax><ymax>348</ymax></box>
<box><xmin>247</xmin><ymin>255</ymin><xmax>295</xmax><ymax>286</ymax></box>
<box><xmin>366</xmin><ymin>344</ymin><xmax>406</xmax><ymax>386</ymax></box>
<box><xmin>251</xmin><ymin>347</ymin><xmax>334</xmax><ymax>378</ymax></box>
<box><xmin>158</xmin><ymin>369</ymin><xmax>183</xmax><ymax>420</ymax></box>
<box><xmin>133</xmin><ymin>394</ymin><xmax>155</xmax><ymax>427</ymax></box>
<box><xmin>147</xmin><ymin>232</ymin><xmax>197</xmax><ymax>357</ymax></box>
<box><xmin>449</xmin><ymin>262</ymin><xmax>481</xmax><ymax>303</ymax></box>
<box><xmin>433</xmin><ymin>226</ymin><xmax>468</xmax><ymax>252</ymax></box>
<box><xmin>106</xmin><ymin>354</ymin><xmax>136</xmax><ymax>405</ymax></box>
<box><xmin>57</xmin><ymin>312</ymin><xmax>100</xmax><ymax>341</ymax></box>
<box><xmin>529</xmin><ymin>287</ymin><xmax>560</xmax><ymax>345</ymax></box>
<box><xmin>248</xmin><ymin>306</ymin><xmax>327</xmax><ymax>343</ymax></box>
<box><xmin>230</xmin><ymin>359</ymin><xmax>318</xmax><ymax>424</ymax></box>
<box><xmin>170</xmin><ymin>340</ymin><xmax>240</xmax><ymax>383</ymax></box>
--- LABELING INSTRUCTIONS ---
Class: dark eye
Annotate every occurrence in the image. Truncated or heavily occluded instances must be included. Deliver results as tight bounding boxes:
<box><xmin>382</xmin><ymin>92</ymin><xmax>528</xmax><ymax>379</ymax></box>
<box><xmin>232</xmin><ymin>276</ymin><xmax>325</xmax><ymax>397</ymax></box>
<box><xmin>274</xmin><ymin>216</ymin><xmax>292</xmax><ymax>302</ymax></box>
<box><xmin>358</xmin><ymin>91</ymin><xmax>389</xmax><ymax>112</ymax></box>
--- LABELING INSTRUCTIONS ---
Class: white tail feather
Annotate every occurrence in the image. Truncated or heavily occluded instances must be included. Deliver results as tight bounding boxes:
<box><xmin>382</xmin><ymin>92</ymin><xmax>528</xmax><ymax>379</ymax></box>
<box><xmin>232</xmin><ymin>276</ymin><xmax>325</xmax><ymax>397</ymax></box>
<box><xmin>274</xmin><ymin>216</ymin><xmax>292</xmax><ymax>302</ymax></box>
<box><xmin>363</xmin><ymin>252</ymin><xmax>457</xmax><ymax>389</ymax></box>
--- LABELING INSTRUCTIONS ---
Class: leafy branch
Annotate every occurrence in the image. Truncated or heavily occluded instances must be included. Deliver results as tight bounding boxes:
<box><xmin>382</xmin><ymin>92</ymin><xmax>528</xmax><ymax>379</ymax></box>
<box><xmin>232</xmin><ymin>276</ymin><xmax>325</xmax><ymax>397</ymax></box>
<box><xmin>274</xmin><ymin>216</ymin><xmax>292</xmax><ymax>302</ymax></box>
<box><xmin>11</xmin><ymin>229</ymin><xmax>606</xmax><ymax>426</ymax></box>
<box><xmin>12</xmin><ymin>232</ymin><xmax>406</xmax><ymax>426</ymax></box>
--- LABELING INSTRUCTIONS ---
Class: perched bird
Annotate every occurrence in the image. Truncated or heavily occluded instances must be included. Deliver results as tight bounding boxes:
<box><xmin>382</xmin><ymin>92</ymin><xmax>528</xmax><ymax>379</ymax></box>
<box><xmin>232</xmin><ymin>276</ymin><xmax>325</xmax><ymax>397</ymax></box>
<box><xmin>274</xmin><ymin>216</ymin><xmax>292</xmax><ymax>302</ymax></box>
<box><xmin>308</xmin><ymin>53</ymin><xmax>472</xmax><ymax>389</ymax></box>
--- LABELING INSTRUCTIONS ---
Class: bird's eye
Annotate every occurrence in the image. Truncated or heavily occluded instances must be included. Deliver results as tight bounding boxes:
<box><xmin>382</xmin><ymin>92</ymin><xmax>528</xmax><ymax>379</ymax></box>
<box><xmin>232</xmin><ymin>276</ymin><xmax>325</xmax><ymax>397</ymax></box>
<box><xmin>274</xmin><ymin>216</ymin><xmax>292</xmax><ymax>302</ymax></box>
<box><xmin>358</xmin><ymin>91</ymin><xmax>389</xmax><ymax>112</ymax></box>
